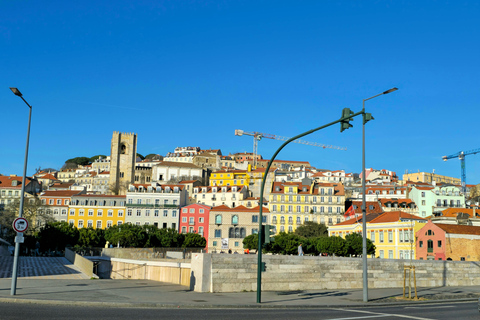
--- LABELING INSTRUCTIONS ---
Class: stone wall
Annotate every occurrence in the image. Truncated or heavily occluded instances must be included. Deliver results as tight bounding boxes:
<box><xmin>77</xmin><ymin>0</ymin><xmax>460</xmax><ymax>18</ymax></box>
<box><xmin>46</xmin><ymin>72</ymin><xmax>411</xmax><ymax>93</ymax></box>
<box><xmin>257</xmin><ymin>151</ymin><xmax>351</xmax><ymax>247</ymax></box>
<box><xmin>190</xmin><ymin>253</ymin><xmax>480</xmax><ymax>293</ymax></box>
<box><xmin>108</xmin><ymin>258</ymin><xmax>191</xmax><ymax>287</ymax></box>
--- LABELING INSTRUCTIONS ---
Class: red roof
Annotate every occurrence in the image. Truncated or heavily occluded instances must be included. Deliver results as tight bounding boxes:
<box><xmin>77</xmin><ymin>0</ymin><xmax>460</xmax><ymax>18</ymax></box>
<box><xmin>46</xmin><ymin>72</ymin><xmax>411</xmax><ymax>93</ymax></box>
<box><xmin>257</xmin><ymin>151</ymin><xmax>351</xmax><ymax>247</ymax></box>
<box><xmin>435</xmin><ymin>223</ymin><xmax>480</xmax><ymax>236</ymax></box>
<box><xmin>40</xmin><ymin>190</ymin><xmax>83</xmax><ymax>197</ymax></box>
<box><xmin>369</xmin><ymin>211</ymin><xmax>426</xmax><ymax>223</ymax></box>
<box><xmin>210</xmin><ymin>205</ymin><xmax>270</xmax><ymax>213</ymax></box>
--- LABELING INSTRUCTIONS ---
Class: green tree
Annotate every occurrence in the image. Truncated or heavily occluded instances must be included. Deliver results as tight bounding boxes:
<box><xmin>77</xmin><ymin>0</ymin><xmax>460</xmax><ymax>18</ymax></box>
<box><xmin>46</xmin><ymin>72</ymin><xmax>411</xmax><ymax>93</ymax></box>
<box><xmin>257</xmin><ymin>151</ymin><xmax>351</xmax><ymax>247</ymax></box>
<box><xmin>344</xmin><ymin>232</ymin><xmax>375</xmax><ymax>256</ymax></box>
<box><xmin>38</xmin><ymin>221</ymin><xmax>79</xmax><ymax>251</ymax></box>
<box><xmin>78</xmin><ymin>227</ymin><xmax>105</xmax><ymax>247</ymax></box>
<box><xmin>315</xmin><ymin>236</ymin><xmax>346</xmax><ymax>256</ymax></box>
<box><xmin>136</xmin><ymin>153</ymin><xmax>145</xmax><ymax>160</ymax></box>
<box><xmin>265</xmin><ymin>232</ymin><xmax>305</xmax><ymax>255</ymax></box>
<box><xmin>144</xmin><ymin>154</ymin><xmax>162</xmax><ymax>160</ymax></box>
<box><xmin>294</xmin><ymin>221</ymin><xmax>328</xmax><ymax>238</ymax></box>
<box><xmin>242</xmin><ymin>234</ymin><xmax>259</xmax><ymax>250</ymax></box>
<box><xmin>0</xmin><ymin>196</ymin><xmax>53</xmax><ymax>235</ymax></box>
<box><xmin>182</xmin><ymin>233</ymin><xmax>206</xmax><ymax>248</ymax></box>
<box><xmin>65</xmin><ymin>156</ymin><xmax>91</xmax><ymax>166</ymax></box>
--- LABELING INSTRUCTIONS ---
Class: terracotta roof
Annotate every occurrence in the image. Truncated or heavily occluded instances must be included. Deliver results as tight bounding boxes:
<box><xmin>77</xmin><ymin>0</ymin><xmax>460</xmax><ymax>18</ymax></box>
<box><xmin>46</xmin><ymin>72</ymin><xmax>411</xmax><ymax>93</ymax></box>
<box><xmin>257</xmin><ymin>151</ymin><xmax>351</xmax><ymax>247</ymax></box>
<box><xmin>369</xmin><ymin>211</ymin><xmax>426</xmax><ymax>223</ymax></box>
<box><xmin>39</xmin><ymin>173</ymin><xmax>58</xmax><ymax>180</ymax></box>
<box><xmin>40</xmin><ymin>190</ymin><xmax>83</xmax><ymax>197</ymax></box>
<box><xmin>414</xmin><ymin>186</ymin><xmax>435</xmax><ymax>190</ymax></box>
<box><xmin>350</xmin><ymin>201</ymin><xmax>383</xmax><ymax>215</ymax></box>
<box><xmin>435</xmin><ymin>223</ymin><xmax>480</xmax><ymax>236</ymax></box>
<box><xmin>210</xmin><ymin>205</ymin><xmax>270</xmax><ymax>213</ymax></box>
<box><xmin>335</xmin><ymin>212</ymin><xmax>384</xmax><ymax>226</ymax></box>
<box><xmin>0</xmin><ymin>176</ymin><xmax>31</xmax><ymax>188</ymax></box>
<box><xmin>50</xmin><ymin>182</ymin><xmax>74</xmax><ymax>188</ymax></box>
<box><xmin>379</xmin><ymin>198</ymin><xmax>416</xmax><ymax>206</ymax></box>
<box><xmin>439</xmin><ymin>208</ymin><xmax>480</xmax><ymax>219</ymax></box>
<box><xmin>71</xmin><ymin>194</ymin><xmax>126</xmax><ymax>198</ymax></box>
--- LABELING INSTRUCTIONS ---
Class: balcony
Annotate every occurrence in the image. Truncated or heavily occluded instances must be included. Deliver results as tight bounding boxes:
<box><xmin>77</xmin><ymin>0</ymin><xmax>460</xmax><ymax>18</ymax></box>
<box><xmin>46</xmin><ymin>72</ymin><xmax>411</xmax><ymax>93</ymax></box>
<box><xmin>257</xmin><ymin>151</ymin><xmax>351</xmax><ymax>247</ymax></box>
<box><xmin>126</xmin><ymin>203</ymin><xmax>179</xmax><ymax>209</ymax></box>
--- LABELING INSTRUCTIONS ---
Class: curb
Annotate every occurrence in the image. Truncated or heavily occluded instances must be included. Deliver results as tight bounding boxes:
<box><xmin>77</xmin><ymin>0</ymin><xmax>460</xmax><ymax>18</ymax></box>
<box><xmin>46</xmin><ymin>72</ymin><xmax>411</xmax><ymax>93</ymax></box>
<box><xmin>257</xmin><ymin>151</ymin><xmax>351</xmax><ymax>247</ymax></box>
<box><xmin>0</xmin><ymin>297</ymin><xmax>477</xmax><ymax>309</ymax></box>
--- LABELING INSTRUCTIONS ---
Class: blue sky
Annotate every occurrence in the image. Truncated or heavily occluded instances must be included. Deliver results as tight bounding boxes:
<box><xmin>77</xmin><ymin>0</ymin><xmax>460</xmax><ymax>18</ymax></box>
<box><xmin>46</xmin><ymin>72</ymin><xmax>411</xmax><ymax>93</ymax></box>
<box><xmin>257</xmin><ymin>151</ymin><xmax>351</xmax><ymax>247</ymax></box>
<box><xmin>2</xmin><ymin>1</ymin><xmax>479</xmax><ymax>183</ymax></box>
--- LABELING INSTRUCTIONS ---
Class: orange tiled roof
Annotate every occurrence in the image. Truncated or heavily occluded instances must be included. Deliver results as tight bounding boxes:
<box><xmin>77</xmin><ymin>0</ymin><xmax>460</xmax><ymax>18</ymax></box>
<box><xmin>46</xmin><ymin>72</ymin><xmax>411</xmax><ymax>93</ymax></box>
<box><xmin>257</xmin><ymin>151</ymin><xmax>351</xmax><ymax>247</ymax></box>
<box><xmin>40</xmin><ymin>190</ymin><xmax>83</xmax><ymax>197</ymax></box>
<box><xmin>439</xmin><ymin>208</ymin><xmax>480</xmax><ymax>219</ymax></box>
<box><xmin>0</xmin><ymin>176</ymin><xmax>31</xmax><ymax>188</ymax></box>
<box><xmin>435</xmin><ymin>223</ymin><xmax>480</xmax><ymax>236</ymax></box>
<box><xmin>369</xmin><ymin>211</ymin><xmax>426</xmax><ymax>223</ymax></box>
<box><xmin>39</xmin><ymin>173</ymin><xmax>58</xmax><ymax>180</ymax></box>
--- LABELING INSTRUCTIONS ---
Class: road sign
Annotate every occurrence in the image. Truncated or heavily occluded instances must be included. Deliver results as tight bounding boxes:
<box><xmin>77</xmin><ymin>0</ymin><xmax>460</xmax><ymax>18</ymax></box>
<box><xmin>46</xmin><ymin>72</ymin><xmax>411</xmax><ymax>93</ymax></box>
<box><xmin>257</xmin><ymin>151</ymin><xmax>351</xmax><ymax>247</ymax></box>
<box><xmin>12</xmin><ymin>217</ymin><xmax>28</xmax><ymax>233</ymax></box>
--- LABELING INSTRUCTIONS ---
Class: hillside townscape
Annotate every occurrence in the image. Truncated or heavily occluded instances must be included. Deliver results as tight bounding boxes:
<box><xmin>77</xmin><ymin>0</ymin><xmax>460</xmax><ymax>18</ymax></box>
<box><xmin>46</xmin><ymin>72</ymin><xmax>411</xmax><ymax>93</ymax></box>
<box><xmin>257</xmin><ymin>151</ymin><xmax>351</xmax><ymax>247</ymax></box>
<box><xmin>1</xmin><ymin>131</ymin><xmax>479</xmax><ymax>262</ymax></box>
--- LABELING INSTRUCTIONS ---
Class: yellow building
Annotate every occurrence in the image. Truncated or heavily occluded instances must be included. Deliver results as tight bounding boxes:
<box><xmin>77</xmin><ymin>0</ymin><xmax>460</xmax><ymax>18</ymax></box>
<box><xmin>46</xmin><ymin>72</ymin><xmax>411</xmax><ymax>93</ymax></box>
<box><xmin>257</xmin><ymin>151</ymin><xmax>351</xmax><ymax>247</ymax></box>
<box><xmin>210</xmin><ymin>169</ymin><xmax>250</xmax><ymax>187</ymax></box>
<box><xmin>269</xmin><ymin>181</ymin><xmax>345</xmax><ymax>233</ymax></box>
<box><xmin>329</xmin><ymin>211</ymin><xmax>427</xmax><ymax>259</ymax></box>
<box><xmin>68</xmin><ymin>194</ymin><xmax>126</xmax><ymax>229</ymax></box>
<box><xmin>402</xmin><ymin>172</ymin><xmax>460</xmax><ymax>185</ymax></box>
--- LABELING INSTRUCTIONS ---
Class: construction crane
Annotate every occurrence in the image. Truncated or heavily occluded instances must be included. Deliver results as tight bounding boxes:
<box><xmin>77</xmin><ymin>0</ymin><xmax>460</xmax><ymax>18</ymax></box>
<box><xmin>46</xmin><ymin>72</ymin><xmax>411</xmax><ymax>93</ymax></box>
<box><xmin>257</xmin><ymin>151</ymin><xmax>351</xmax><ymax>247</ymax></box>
<box><xmin>442</xmin><ymin>147</ymin><xmax>480</xmax><ymax>194</ymax></box>
<box><xmin>235</xmin><ymin>129</ymin><xmax>346</xmax><ymax>169</ymax></box>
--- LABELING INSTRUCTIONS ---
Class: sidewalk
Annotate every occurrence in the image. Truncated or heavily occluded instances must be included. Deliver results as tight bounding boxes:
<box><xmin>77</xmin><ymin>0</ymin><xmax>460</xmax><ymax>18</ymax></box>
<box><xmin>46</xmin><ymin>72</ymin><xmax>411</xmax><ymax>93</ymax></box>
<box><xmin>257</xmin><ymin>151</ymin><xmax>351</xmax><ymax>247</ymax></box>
<box><xmin>1</xmin><ymin>278</ymin><xmax>480</xmax><ymax>308</ymax></box>
<box><xmin>1</xmin><ymin>256</ymin><xmax>479</xmax><ymax>308</ymax></box>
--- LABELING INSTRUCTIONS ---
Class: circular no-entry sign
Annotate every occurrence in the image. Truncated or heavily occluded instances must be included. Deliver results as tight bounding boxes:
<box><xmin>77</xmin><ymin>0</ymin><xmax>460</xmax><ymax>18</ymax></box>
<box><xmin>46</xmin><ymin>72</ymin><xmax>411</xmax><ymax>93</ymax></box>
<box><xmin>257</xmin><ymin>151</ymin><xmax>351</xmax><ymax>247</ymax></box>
<box><xmin>13</xmin><ymin>217</ymin><xmax>28</xmax><ymax>233</ymax></box>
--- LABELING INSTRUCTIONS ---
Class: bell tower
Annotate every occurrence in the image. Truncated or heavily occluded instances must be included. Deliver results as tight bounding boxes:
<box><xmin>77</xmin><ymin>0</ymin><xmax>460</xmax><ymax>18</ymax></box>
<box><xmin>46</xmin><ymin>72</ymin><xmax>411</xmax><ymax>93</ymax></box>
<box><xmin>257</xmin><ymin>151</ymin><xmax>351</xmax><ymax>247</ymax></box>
<box><xmin>109</xmin><ymin>131</ymin><xmax>137</xmax><ymax>195</ymax></box>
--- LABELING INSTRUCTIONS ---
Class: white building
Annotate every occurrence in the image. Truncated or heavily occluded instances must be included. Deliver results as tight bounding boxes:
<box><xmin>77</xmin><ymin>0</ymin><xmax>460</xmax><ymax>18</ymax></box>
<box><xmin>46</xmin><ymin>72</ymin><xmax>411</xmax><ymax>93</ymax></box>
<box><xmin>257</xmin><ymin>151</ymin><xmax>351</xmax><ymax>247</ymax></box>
<box><xmin>152</xmin><ymin>161</ymin><xmax>204</xmax><ymax>183</ymax></box>
<box><xmin>192</xmin><ymin>185</ymin><xmax>249</xmax><ymax>208</ymax></box>
<box><xmin>125</xmin><ymin>183</ymin><xmax>188</xmax><ymax>229</ymax></box>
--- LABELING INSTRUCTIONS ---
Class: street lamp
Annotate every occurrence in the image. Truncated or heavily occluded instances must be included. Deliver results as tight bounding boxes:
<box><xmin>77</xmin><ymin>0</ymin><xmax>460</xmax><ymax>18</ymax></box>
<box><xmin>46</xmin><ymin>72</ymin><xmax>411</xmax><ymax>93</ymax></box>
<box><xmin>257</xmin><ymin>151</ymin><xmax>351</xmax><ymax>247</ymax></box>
<box><xmin>361</xmin><ymin>87</ymin><xmax>398</xmax><ymax>302</ymax></box>
<box><xmin>9</xmin><ymin>87</ymin><xmax>33</xmax><ymax>296</ymax></box>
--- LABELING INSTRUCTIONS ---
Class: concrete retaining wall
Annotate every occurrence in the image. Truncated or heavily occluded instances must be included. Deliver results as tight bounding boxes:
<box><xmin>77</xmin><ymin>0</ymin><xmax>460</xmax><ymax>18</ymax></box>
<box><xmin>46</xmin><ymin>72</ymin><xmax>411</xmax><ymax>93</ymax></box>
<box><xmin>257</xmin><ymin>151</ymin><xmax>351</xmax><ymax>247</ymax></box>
<box><xmin>190</xmin><ymin>253</ymin><xmax>480</xmax><ymax>292</ymax></box>
<box><xmin>102</xmin><ymin>258</ymin><xmax>192</xmax><ymax>287</ymax></box>
<box><xmin>65</xmin><ymin>248</ymin><xmax>96</xmax><ymax>278</ymax></box>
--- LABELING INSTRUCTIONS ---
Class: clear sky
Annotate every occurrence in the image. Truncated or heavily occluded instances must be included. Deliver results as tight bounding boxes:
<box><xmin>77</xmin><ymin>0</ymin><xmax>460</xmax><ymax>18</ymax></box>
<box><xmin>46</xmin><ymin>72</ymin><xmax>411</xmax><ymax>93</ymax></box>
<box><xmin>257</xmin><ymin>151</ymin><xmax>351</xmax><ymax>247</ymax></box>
<box><xmin>2</xmin><ymin>1</ymin><xmax>479</xmax><ymax>183</ymax></box>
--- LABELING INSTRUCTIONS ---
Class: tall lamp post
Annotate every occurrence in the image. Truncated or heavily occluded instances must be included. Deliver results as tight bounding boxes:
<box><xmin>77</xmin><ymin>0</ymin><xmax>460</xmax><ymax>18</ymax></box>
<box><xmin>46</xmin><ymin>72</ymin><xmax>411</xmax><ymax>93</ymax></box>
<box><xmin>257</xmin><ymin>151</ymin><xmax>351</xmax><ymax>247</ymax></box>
<box><xmin>9</xmin><ymin>87</ymin><xmax>33</xmax><ymax>296</ymax></box>
<box><xmin>361</xmin><ymin>87</ymin><xmax>397</xmax><ymax>302</ymax></box>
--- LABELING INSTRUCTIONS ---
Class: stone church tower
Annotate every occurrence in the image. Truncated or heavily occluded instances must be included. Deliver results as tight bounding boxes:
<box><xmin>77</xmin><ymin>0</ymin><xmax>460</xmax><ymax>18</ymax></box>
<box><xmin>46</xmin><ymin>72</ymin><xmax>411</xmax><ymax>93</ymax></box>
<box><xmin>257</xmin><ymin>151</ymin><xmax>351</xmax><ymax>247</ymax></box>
<box><xmin>108</xmin><ymin>131</ymin><xmax>137</xmax><ymax>195</ymax></box>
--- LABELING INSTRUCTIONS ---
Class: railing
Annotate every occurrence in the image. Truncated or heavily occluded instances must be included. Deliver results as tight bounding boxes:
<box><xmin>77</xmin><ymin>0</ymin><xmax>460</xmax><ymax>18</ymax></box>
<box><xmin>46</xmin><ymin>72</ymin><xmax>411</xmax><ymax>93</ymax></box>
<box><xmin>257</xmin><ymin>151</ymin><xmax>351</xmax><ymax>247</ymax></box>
<box><xmin>126</xmin><ymin>203</ymin><xmax>179</xmax><ymax>208</ymax></box>
<box><xmin>427</xmin><ymin>248</ymin><xmax>433</xmax><ymax>253</ymax></box>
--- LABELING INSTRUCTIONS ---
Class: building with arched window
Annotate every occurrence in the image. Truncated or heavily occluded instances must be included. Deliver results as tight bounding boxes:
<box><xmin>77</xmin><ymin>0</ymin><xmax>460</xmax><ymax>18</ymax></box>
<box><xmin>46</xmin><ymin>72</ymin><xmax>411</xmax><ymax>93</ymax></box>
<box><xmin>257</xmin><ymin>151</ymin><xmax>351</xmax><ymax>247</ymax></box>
<box><xmin>208</xmin><ymin>205</ymin><xmax>270</xmax><ymax>253</ymax></box>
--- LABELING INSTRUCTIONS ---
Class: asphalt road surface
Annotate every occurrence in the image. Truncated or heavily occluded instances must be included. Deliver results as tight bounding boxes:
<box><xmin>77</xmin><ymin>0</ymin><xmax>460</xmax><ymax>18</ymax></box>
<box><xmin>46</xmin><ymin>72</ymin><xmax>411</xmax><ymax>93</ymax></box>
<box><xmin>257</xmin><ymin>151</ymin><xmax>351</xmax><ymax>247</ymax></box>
<box><xmin>0</xmin><ymin>301</ymin><xmax>478</xmax><ymax>320</ymax></box>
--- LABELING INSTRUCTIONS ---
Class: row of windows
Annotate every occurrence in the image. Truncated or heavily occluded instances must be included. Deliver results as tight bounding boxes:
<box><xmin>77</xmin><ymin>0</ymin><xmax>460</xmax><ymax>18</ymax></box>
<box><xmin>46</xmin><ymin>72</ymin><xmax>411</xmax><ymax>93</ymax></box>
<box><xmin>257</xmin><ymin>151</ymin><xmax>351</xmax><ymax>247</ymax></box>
<box><xmin>72</xmin><ymin>220</ymin><xmax>120</xmax><ymax>229</ymax></box>
<box><xmin>1</xmin><ymin>190</ymin><xmax>20</xmax><ymax>197</ymax></box>
<box><xmin>71</xmin><ymin>209</ymin><xmax>123</xmax><ymax>217</ymax></box>
<box><xmin>369</xmin><ymin>229</ymin><xmax>414</xmax><ymax>243</ymax></box>
<box><xmin>194</xmin><ymin>187</ymin><xmax>240</xmax><ymax>193</ymax></box>
<box><xmin>271</xmin><ymin>205</ymin><xmax>343</xmax><ymax>214</ymax></box>
<box><xmin>213</xmin><ymin>227</ymin><xmax>247</xmax><ymax>238</ymax></box>
<box><xmin>126</xmin><ymin>209</ymin><xmax>177</xmax><ymax>217</ymax></box>
<box><xmin>71</xmin><ymin>199</ymin><xmax>125</xmax><ymax>206</ymax></box>
<box><xmin>181</xmin><ymin>226</ymin><xmax>204</xmax><ymax>235</ymax></box>
<box><xmin>182</xmin><ymin>217</ymin><xmax>205</xmax><ymax>224</ymax></box>
<box><xmin>182</xmin><ymin>208</ymin><xmax>206</xmax><ymax>214</ymax></box>
<box><xmin>270</xmin><ymin>196</ymin><xmax>341</xmax><ymax>203</ymax></box>
<box><xmin>127</xmin><ymin>198</ymin><xmax>178</xmax><ymax>205</ymax></box>
<box><xmin>274</xmin><ymin>187</ymin><xmax>334</xmax><ymax>195</ymax></box>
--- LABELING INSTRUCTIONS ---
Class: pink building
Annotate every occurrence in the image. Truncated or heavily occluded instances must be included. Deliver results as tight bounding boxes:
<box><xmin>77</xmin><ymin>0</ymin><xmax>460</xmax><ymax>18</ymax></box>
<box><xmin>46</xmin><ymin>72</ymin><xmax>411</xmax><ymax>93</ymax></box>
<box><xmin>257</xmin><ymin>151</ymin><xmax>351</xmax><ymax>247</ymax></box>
<box><xmin>416</xmin><ymin>220</ymin><xmax>447</xmax><ymax>260</ymax></box>
<box><xmin>179</xmin><ymin>203</ymin><xmax>211</xmax><ymax>250</ymax></box>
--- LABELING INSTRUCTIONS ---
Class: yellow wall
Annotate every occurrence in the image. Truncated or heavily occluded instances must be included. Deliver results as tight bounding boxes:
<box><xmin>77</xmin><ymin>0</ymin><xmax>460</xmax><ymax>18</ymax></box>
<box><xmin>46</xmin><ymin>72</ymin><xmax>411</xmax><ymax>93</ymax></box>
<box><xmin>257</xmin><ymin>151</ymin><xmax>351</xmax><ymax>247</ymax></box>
<box><xmin>68</xmin><ymin>206</ymin><xmax>125</xmax><ymax>229</ymax></box>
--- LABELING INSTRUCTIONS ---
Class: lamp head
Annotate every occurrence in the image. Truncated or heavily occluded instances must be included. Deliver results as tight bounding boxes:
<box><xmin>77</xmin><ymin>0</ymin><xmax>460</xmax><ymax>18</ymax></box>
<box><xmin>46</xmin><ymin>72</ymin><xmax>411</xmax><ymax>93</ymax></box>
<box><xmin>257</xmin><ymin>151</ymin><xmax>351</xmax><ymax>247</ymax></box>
<box><xmin>10</xmin><ymin>87</ymin><xmax>22</xmax><ymax>97</ymax></box>
<box><xmin>383</xmin><ymin>87</ymin><xmax>398</xmax><ymax>94</ymax></box>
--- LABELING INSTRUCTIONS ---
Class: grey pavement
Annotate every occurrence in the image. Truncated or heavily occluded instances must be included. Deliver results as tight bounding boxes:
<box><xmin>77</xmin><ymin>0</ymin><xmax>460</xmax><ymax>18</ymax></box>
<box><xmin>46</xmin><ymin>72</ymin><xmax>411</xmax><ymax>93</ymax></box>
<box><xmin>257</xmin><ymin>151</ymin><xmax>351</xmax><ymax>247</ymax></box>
<box><xmin>1</xmin><ymin>256</ymin><xmax>480</xmax><ymax>308</ymax></box>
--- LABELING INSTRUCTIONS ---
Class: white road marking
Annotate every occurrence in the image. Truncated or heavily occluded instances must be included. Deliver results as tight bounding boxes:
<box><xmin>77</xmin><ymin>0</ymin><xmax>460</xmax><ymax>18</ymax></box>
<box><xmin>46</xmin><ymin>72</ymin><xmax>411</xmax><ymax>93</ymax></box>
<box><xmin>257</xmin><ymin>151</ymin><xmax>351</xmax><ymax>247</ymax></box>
<box><xmin>330</xmin><ymin>308</ymin><xmax>435</xmax><ymax>320</ymax></box>
<box><xmin>404</xmin><ymin>306</ymin><xmax>454</xmax><ymax>309</ymax></box>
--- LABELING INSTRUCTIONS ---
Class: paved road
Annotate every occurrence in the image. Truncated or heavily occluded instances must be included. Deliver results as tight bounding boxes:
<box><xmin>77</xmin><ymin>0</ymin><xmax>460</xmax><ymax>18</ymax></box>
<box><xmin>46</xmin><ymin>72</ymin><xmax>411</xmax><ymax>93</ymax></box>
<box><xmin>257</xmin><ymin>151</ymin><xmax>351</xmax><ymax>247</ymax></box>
<box><xmin>0</xmin><ymin>301</ymin><xmax>477</xmax><ymax>320</ymax></box>
<box><xmin>0</xmin><ymin>256</ymin><xmax>90</xmax><ymax>279</ymax></box>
